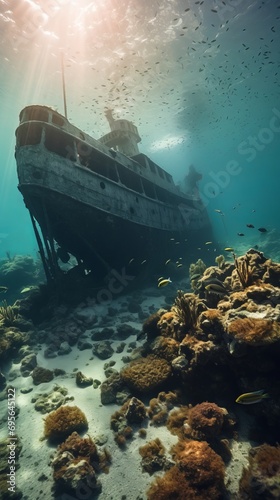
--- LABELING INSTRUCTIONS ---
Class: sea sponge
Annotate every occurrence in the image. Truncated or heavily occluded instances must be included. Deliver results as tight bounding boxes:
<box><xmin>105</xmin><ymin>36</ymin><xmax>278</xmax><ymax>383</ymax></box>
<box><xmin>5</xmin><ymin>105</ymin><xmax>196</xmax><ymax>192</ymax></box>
<box><xmin>57</xmin><ymin>431</ymin><xmax>98</xmax><ymax>464</ymax></box>
<box><xmin>120</xmin><ymin>355</ymin><xmax>172</xmax><ymax>393</ymax></box>
<box><xmin>147</xmin><ymin>465</ymin><xmax>195</xmax><ymax>499</ymax></box>
<box><xmin>44</xmin><ymin>405</ymin><xmax>88</xmax><ymax>442</ymax></box>
<box><xmin>51</xmin><ymin>432</ymin><xmax>109</xmax><ymax>496</ymax></box>
<box><xmin>239</xmin><ymin>444</ymin><xmax>280</xmax><ymax>498</ymax></box>
<box><xmin>227</xmin><ymin>317</ymin><xmax>280</xmax><ymax>346</ymax></box>
<box><xmin>151</xmin><ymin>336</ymin><xmax>179</xmax><ymax>362</ymax></box>
<box><xmin>147</xmin><ymin>440</ymin><xmax>225</xmax><ymax>499</ymax></box>
<box><xmin>175</xmin><ymin>440</ymin><xmax>225</xmax><ymax>494</ymax></box>
<box><xmin>187</xmin><ymin>402</ymin><xmax>225</xmax><ymax>441</ymax></box>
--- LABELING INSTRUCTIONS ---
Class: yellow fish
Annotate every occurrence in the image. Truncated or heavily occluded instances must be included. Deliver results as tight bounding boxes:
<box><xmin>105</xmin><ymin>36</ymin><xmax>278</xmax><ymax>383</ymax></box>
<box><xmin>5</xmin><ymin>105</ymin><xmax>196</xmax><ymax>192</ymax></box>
<box><xmin>235</xmin><ymin>390</ymin><xmax>269</xmax><ymax>405</ymax></box>
<box><xmin>224</xmin><ymin>247</ymin><xmax>234</xmax><ymax>252</ymax></box>
<box><xmin>158</xmin><ymin>277</ymin><xmax>172</xmax><ymax>288</ymax></box>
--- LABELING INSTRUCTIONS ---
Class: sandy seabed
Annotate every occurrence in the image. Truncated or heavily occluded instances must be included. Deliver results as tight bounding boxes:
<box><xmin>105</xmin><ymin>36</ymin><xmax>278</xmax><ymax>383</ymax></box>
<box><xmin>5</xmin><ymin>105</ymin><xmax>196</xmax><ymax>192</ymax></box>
<box><xmin>0</xmin><ymin>291</ymin><xmax>254</xmax><ymax>500</ymax></box>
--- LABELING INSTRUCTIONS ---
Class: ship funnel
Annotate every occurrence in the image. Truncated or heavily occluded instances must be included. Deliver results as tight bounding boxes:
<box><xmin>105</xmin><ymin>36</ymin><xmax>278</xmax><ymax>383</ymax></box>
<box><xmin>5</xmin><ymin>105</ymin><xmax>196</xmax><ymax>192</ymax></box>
<box><xmin>100</xmin><ymin>109</ymin><xmax>141</xmax><ymax>157</ymax></box>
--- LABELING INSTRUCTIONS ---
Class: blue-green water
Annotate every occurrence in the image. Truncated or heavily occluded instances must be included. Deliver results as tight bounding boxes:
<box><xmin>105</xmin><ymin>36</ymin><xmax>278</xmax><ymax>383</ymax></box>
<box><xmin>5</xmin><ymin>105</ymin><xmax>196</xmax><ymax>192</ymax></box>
<box><xmin>0</xmin><ymin>0</ymin><xmax>280</xmax><ymax>261</ymax></box>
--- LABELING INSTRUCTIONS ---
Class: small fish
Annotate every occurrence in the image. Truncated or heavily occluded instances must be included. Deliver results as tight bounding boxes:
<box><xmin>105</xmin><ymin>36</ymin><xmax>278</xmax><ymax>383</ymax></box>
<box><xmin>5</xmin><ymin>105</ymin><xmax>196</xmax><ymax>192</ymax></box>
<box><xmin>237</xmin><ymin>233</ymin><xmax>245</xmax><ymax>236</ymax></box>
<box><xmin>0</xmin><ymin>286</ymin><xmax>8</xmax><ymax>293</ymax></box>
<box><xmin>205</xmin><ymin>241</ymin><xmax>212</xmax><ymax>245</ymax></box>
<box><xmin>205</xmin><ymin>283</ymin><xmax>228</xmax><ymax>295</ymax></box>
<box><xmin>176</xmin><ymin>263</ymin><xmax>183</xmax><ymax>268</ymax></box>
<box><xmin>128</xmin><ymin>258</ymin><xmax>135</xmax><ymax>265</ymax></box>
<box><xmin>141</xmin><ymin>260</ymin><xmax>147</xmax><ymax>265</ymax></box>
<box><xmin>158</xmin><ymin>277</ymin><xmax>172</xmax><ymax>288</ymax></box>
<box><xmin>246</xmin><ymin>224</ymin><xmax>254</xmax><ymax>228</ymax></box>
<box><xmin>224</xmin><ymin>247</ymin><xmax>234</xmax><ymax>252</ymax></box>
<box><xmin>258</xmin><ymin>227</ymin><xmax>267</xmax><ymax>233</ymax></box>
<box><xmin>20</xmin><ymin>286</ymin><xmax>38</xmax><ymax>294</ymax></box>
<box><xmin>214</xmin><ymin>209</ymin><xmax>223</xmax><ymax>214</ymax></box>
<box><xmin>165</xmin><ymin>259</ymin><xmax>171</xmax><ymax>265</ymax></box>
<box><xmin>235</xmin><ymin>390</ymin><xmax>269</xmax><ymax>405</ymax></box>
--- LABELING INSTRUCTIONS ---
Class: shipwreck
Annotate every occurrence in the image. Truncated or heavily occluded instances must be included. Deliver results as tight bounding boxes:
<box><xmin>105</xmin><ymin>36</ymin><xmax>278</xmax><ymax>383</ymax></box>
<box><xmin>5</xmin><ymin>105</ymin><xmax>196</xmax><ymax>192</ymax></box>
<box><xmin>15</xmin><ymin>105</ymin><xmax>212</xmax><ymax>285</ymax></box>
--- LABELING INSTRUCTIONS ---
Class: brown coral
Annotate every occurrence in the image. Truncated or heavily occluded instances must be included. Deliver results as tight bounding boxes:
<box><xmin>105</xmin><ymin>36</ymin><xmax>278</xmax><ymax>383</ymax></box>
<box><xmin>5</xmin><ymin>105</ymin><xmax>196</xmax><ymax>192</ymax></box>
<box><xmin>120</xmin><ymin>355</ymin><xmax>172</xmax><ymax>393</ymax></box>
<box><xmin>44</xmin><ymin>405</ymin><xmax>88</xmax><ymax>442</ymax></box>
<box><xmin>139</xmin><ymin>438</ymin><xmax>166</xmax><ymax>474</ymax></box>
<box><xmin>147</xmin><ymin>440</ymin><xmax>225</xmax><ymax>499</ymax></box>
<box><xmin>227</xmin><ymin>317</ymin><xmax>280</xmax><ymax>346</ymax></box>
<box><xmin>51</xmin><ymin>431</ymin><xmax>110</xmax><ymax>496</ymax></box>
<box><xmin>239</xmin><ymin>444</ymin><xmax>280</xmax><ymax>499</ymax></box>
<box><xmin>151</xmin><ymin>336</ymin><xmax>179</xmax><ymax>362</ymax></box>
<box><xmin>175</xmin><ymin>440</ymin><xmax>225</xmax><ymax>494</ymax></box>
<box><xmin>172</xmin><ymin>291</ymin><xmax>206</xmax><ymax>335</ymax></box>
<box><xmin>187</xmin><ymin>402</ymin><xmax>225</xmax><ymax>441</ymax></box>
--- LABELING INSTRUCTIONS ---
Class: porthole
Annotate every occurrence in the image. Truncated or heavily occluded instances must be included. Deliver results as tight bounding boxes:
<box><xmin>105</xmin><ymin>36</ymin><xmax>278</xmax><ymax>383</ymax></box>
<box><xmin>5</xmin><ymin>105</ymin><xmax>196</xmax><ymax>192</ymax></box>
<box><xmin>100</xmin><ymin>181</ymin><xmax>106</xmax><ymax>189</ymax></box>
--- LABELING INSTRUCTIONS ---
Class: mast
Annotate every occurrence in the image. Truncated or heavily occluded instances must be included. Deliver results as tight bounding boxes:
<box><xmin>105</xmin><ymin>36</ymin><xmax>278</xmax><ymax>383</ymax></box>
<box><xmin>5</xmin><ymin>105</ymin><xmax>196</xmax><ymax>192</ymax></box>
<box><xmin>60</xmin><ymin>52</ymin><xmax>68</xmax><ymax>119</ymax></box>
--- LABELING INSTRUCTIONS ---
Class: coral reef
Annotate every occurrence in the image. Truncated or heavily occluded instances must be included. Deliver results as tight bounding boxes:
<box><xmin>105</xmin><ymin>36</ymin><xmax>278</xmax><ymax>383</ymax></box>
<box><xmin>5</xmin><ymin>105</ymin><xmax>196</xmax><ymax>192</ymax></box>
<box><xmin>227</xmin><ymin>317</ymin><xmax>280</xmax><ymax>346</ymax></box>
<box><xmin>0</xmin><ymin>300</ymin><xmax>19</xmax><ymax>326</ymax></box>
<box><xmin>51</xmin><ymin>431</ymin><xmax>111</xmax><ymax>496</ymax></box>
<box><xmin>141</xmin><ymin>309</ymin><xmax>166</xmax><ymax>340</ymax></box>
<box><xmin>120</xmin><ymin>355</ymin><xmax>172</xmax><ymax>394</ymax></box>
<box><xmin>150</xmin><ymin>336</ymin><xmax>179</xmax><ymax>362</ymax></box>
<box><xmin>44</xmin><ymin>405</ymin><xmax>88</xmax><ymax>443</ymax></box>
<box><xmin>187</xmin><ymin>402</ymin><xmax>226</xmax><ymax>441</ymax></box>
<box><xmin>0</xmin><ymin>254</ymin><xmax>43</xmax><ymax>303</ymax></box>
<box><xmin>172</xmin><ymin>291</ymin><xmax>206</xmax><ymax>335</ymax></box>
<box><xmin>139</xmin><ymin>438</ymin><xmax>167</xmax><ymax>474</ymax></box>
<box><xmin>239</xmin><ymin>444</ymin><xmax>280</xmax><ymax>499</ymax></box>
<box><xmin>0</xmin><ymin>326</ymin><xmax>28</xmax><ymax>362</ymax></box>
<box><xmin>110</xmin><ymin>397</ymin><xmax>147</xmax><ymax>447</ymax></box>
<box><xmin>147</xmin><ymin>440</ymin><xmax>226</xmax><ymax>499</ymax></box>
<box><xmin>148</xmin><ymin>391</ymin><xmax>178</xmax><ymax>426</ymax></box>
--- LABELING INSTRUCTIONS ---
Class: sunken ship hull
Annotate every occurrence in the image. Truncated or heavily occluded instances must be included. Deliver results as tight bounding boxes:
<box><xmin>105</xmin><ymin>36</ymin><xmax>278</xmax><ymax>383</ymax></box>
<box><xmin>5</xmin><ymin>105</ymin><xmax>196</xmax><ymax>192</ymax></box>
<box><xmin>15</xmin><ymin>105</ymin><xmax>212</xmax><ymax>283</ymax></box>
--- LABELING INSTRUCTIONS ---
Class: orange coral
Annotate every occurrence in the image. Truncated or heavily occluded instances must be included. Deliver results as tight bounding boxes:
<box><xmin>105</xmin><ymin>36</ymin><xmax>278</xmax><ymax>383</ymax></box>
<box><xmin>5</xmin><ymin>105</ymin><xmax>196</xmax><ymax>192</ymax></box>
<box><xmin>227</xmin><ymin>317</ymin><xmax>280</xmax><ymax>345</ymax></box>
<box><xmin>120</xmin><ymin>355</ymin><xmax>172</xmax><ymax>393</ymax></box>
<box><xmin>44</xmin><ymin>405</ymin><xmax>88</xmax><ymax>442</ymax></box>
